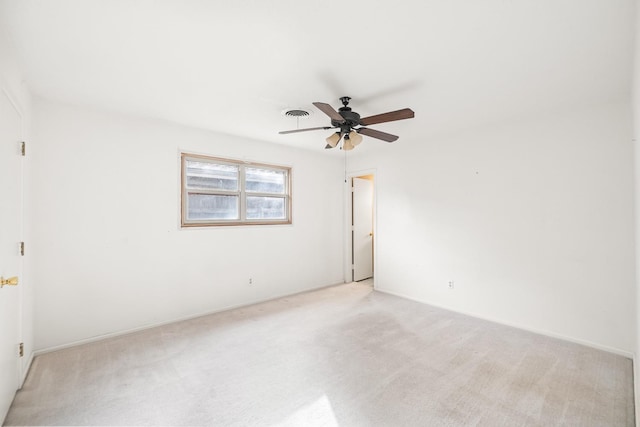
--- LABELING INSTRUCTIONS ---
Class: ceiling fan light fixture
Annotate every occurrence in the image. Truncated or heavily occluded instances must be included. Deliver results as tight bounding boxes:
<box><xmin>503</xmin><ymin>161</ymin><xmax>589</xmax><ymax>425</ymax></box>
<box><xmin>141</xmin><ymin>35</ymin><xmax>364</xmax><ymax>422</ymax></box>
<box><xmin>326</xmin><ymin>132</ymin><xmax>341</xmax><ymax>148</ymax></box>
<box><xmin>349</xmin><ymin>130</ymin><xmax>363</xmax><ymax>146</ymax></box>
<box><xmin>343</xmin><ymin>137</ymin><xmax>355</xmax><ymax>151</ymax></box>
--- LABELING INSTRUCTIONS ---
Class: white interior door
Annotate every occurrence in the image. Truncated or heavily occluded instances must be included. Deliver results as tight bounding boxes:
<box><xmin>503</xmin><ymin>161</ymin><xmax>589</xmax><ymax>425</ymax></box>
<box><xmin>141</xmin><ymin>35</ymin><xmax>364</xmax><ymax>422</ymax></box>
<box><xmin>0</xmin><ymin>89</ymin><xmax>23</xmax><ymax>423</ymax></box>
<box><xmin>352</xmin><ymin>177</ymin><xmax>373</xmax><ymax>281</ymax></box>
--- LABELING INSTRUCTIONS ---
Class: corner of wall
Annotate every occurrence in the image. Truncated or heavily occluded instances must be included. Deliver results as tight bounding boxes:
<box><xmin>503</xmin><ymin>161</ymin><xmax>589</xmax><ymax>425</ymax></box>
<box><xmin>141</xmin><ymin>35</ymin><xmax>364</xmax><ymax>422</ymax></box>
<box><xmin>632</xmin><ymin>0</ymin><xmax>640</xmax><ymax>423</ymax></box>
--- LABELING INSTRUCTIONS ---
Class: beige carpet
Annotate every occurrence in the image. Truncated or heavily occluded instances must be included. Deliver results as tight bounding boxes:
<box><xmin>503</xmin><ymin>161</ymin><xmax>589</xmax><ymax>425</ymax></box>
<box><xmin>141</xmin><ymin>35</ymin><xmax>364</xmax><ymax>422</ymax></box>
<box><xmin>4</xmin><ymin>282</ymin><xmax>635</xmax><ymax>426</ymax></box>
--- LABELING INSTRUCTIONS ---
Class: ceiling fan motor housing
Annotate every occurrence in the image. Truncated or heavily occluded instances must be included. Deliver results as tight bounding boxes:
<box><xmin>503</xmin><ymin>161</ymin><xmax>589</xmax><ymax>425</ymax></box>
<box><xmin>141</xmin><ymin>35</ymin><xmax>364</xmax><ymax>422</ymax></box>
<box><xmin>333</xmin><ymin>108</ymin><xmax>361</xmax><ymax>132</ymax></box>
<box><xmin>329</xmin><ymin>96</ymin><xmax>360</xmax><ymax>133</ymax></box>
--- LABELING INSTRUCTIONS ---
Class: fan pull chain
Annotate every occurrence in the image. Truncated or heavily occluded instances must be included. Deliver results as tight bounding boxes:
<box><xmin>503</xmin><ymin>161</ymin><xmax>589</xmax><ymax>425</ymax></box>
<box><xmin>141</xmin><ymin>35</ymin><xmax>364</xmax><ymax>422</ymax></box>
<box><xmin>344</xmin><ymin>147</ymin><xmax>347</xmax><ymax>183</ymax></box>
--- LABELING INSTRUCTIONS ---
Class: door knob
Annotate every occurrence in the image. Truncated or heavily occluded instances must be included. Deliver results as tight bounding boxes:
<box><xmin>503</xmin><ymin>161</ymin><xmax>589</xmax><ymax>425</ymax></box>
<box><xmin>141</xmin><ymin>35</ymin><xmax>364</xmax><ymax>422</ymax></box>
<box><xmin>0</xmin><ymin>276</ymin><xmax>18</xmax><ymax>288</ymax></box>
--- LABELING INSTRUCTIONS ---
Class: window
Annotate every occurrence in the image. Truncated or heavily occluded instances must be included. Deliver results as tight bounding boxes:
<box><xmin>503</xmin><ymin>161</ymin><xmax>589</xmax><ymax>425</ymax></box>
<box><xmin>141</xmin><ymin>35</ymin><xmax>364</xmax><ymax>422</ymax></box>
<box><xmin>181</xmin><ymin>153</ymin><xmax>291</xmax><ymax>227</ymax></box>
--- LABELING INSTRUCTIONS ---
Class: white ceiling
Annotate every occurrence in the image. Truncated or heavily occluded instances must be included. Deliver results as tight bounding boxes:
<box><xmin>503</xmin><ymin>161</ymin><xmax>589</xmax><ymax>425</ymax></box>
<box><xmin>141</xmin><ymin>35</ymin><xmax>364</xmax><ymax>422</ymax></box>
<box><xmin>0</xmin><ymin>0</ymin><xmax>635</xmax><ymax>153</ymax></box>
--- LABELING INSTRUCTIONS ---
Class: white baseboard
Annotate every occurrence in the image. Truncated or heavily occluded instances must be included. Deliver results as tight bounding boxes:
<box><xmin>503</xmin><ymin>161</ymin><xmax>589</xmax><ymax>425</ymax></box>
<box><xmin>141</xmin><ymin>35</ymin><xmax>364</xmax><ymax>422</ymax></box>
<box><xmin>376</xmin><ymin>287</ymin><xmax>634</xmax><ymax>359</ymax></box>
<box><xmin>34</xmin><ymin>281</ymin><xmax>345</xmax><ymax>357</ymax></box>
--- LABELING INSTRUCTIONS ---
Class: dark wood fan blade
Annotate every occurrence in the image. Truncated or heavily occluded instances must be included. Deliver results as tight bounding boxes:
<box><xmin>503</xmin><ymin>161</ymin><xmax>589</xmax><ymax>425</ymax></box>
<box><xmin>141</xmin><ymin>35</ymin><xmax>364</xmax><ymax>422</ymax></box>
<box><xmin>313</xmin><ymin>102</ymin><xmax>345</xmax><ymax>123</ymax></box>
<box><xmin>279</xmin><ymin>126</ymin><xmax>333</xmax><ymax>135</ymax></box>
<box><xmin>357</xmin><ymin>127</ymin><xmax>399</xmax><ymax>143</ymax></box>
<box><xmin>359</xmin><ymin>108</ymin><xmax>414</xmax><ymax>126</ymax></box>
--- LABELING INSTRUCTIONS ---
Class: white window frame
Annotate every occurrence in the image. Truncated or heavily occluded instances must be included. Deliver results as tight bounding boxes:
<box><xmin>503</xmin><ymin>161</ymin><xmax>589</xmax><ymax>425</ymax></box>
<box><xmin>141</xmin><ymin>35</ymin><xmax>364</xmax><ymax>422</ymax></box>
<box><xmin>181</xmin><ymin>152</ymin><xmax>292</xmax><ymax>227</ymax></box>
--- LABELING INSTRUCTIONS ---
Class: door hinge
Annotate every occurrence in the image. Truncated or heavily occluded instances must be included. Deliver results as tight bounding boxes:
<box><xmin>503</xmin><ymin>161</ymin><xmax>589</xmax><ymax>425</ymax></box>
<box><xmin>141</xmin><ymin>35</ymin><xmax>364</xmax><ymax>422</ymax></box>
<box><xmin>20</xmin><ymin>241</ymin><xmax>24</xmax><ymax>256</ymax></box>
<box><xmin>19</xmin><ymin>342</ymin><xmax>24</xmax><ymax>357</ymax></box>
<box><xmin>21</xmin><ymin>141</ymin><xmax>25</xmax><ymax>156</ymax></box>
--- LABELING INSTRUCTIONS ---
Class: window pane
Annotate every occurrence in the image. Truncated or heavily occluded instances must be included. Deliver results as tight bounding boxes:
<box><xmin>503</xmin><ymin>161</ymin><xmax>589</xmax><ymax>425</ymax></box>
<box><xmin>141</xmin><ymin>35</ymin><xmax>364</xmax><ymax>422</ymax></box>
<box><xmin>246</xmin><ymin>167</ymin><xmax>286</xmax><ymax>194</ymax></box>
<box><xmin>246</xmin><ymin>196</ymin><xmax>286</xmax><ymax>220</ymax></box>
<box><xmin>187</xmin><ymin>193</ymin><xmax>239</xmax><ymax>220</ymax></box>
<box><xmin>186</xmin><ymin>160</ymin><xmax>238</xmax><ymax>191</ymax></box>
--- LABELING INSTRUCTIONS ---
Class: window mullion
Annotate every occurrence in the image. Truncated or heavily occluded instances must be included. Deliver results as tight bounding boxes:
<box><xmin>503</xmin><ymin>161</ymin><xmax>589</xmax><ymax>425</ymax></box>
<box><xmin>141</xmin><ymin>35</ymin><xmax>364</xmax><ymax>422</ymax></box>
<box><xmin>240</xmin><ymin>165</ymin><xmax>246</xmax><ymax>221</ymax></box>
<box><xmin>187</xmin><ymin>188</ymin><xmax>240</xmax><ymax>195</ymax></box>
<box><xmin>246</xmin><ymin>192</ymin><xmax>286</xmax><ymax>198</ymax></box>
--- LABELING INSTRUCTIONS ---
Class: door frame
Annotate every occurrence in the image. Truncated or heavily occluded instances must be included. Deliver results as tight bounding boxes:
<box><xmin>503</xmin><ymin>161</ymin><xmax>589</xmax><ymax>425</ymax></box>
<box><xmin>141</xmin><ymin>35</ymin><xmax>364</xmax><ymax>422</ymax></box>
<box><xmin>1</xmin><ymin>86</ymin><xmax>25</xmax><ymax>387</ymax></box>
<box><xmin>344</xmin><ymin>168</ymin><xmax>377</xmax><ymax>288</ymax></box>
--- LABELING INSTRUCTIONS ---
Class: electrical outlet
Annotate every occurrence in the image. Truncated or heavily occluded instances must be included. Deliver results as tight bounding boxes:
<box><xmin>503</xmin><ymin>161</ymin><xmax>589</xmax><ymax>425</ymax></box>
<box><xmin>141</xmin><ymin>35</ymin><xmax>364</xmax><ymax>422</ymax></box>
<box><xmin>448</xmin><ymin>281</ymin><xmax>454</xmax><ymax>289</ymax></box>
<box><xmin>249</xmin><ymin>278</ymin><xmax>253</xmax><ymax>285</ymax></box>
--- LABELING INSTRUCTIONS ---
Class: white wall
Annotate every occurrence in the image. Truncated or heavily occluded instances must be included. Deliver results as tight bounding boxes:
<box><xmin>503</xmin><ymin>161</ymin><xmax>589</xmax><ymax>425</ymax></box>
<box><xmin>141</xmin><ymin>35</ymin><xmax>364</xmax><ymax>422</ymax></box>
<box><xmin>350</xmin><ymin>101</ymin><xmax>635</xmax><ymax>354</ymax></box>
<box><xmin>0</xmin><ymin>26</ymin><xmax>33</xmax><ymax>377</ymax></box>
<box><xmin>31</xmin><ymin>98</ymin><xmax>344</xmax><ymax>351</ymax></box>
<box><xmin>632</xmin><ymin>0</ymin><xmax>640</xmax><ymax>420</ymax></box>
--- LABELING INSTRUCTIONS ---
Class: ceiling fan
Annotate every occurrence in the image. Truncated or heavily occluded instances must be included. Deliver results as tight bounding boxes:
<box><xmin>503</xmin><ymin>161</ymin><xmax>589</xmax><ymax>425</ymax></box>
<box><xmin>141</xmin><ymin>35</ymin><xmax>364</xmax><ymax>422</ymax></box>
<box><xmin>279</xmin><ymin>97</ymin><xmax>415</xmax><ymax>150</ymax></box>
